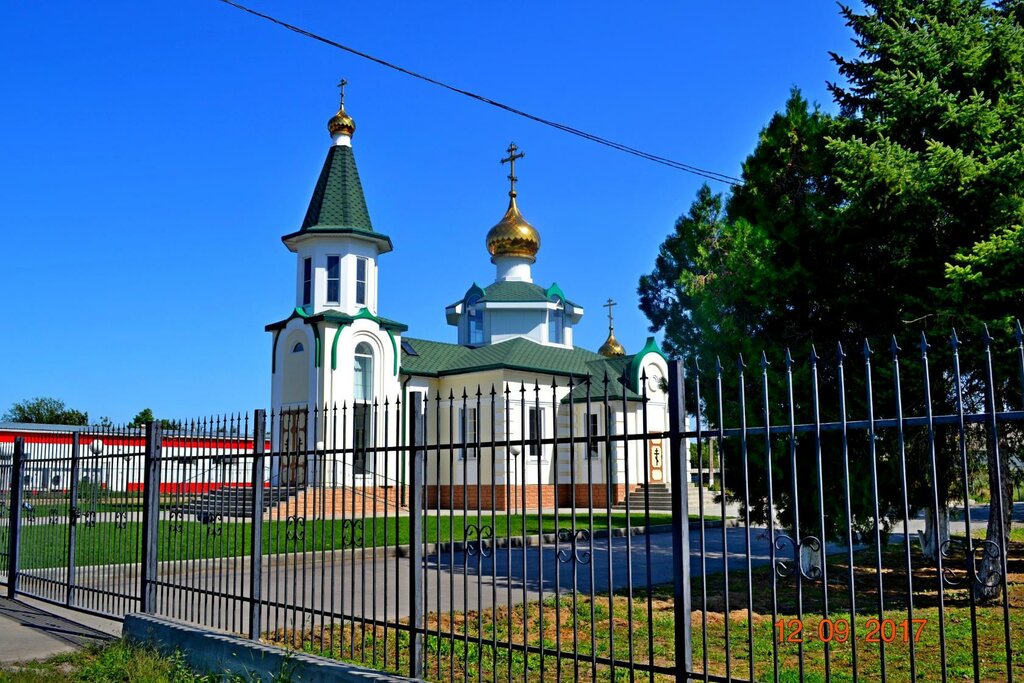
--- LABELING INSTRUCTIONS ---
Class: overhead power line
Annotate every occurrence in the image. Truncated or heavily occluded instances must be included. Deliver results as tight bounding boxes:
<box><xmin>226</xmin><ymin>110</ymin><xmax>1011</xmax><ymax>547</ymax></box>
<box><xmin>216</xmin><ymin>0</ymin><xmax>743</xmax><ymax>186</ymax></box>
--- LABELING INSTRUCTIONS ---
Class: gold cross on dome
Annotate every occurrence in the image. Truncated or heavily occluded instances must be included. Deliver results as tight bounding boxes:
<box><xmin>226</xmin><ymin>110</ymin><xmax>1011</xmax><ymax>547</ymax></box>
<box><xmin>603</xmin><ymin>298</ymin><xmax>617</xmax><ymax>330</ymax></box>
<box><xmin>500</xmin><ymin>142</ymin><xmax>525</xmax><ymax>197</ymax></box>
<box><xmin>337</xmin><ymin>78</ymin><xmax>348</xmax><ymax>106</ymax></box>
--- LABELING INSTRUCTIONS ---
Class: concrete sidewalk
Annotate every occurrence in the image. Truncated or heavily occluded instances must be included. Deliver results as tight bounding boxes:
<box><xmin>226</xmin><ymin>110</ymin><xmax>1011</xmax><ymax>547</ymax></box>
<box><xmin>0</xmin><ymin>596</ymin><xmax>118</xmax><ymax>664</ymax></box>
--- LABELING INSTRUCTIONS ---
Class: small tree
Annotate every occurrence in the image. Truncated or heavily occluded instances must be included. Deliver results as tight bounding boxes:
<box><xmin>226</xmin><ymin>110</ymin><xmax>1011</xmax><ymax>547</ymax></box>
<box><xmin>129</xmin><ymin>408</ymin><xmax>155</xmax><ymax>428</ymax></box>
<box><xmin>2</xmin><ymin>397</ymin><xmax>88</xmax><ymax>425</ymax></box>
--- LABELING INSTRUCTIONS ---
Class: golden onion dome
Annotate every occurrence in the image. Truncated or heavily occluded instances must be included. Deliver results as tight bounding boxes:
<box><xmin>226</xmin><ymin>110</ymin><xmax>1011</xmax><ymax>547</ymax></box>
<box><xmin>328</xmin><ymin>104</ymin><xmax>355</xmax><ymax>137</ymax></box>
<box><xmin>485</xmin><ymin>194</ymin><xmax>541</xmax><ymax>262</ymax></box>
<box><xmin>598</xmin><ymin>329</ymin><xmax>626</xmax><ymax>357</ymax></box>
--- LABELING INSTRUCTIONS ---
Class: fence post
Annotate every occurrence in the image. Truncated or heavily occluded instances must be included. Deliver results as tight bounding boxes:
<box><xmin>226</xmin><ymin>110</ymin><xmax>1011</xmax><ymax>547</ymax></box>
<box><xmin>668</xmin><ymin>360</ymin><xmax>693</xmax><ymax>681</ymax></box>
<box><xmin>407</xmin><ymin>393</ymin><xmax>424</xmax><ymax>680</ymax></box>
<box><xmin>140</xmin><ymin>421</ymin><xmax>162</xmax><ymax>614</ymax></box>
<box><xmin>249</xmin><ymin>409</ymin><xmax>267</xmax><ymax>641</ymax></box>
<box><xmin>66</xmin><ymin>432</ymin><xmax>81</xmax><ymax>607</ymax></box>
<box><xmin>6</xmin><ymin>438</ymin><xmax>25</xmax><ymax>599</ymax></box>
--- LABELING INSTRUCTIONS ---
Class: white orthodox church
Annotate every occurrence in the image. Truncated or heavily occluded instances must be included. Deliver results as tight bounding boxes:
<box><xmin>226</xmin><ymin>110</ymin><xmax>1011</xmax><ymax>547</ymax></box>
<box><xmin>266</xmin><ymin>89</ymin><xmax>673</xmax><ymax>511</ymax></box>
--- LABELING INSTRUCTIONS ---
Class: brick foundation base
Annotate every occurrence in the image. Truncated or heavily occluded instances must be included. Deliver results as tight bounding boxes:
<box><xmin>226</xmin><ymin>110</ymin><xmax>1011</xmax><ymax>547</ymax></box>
<box><xmin>426</xmin><ymin>484</ymin><xmax>628</xmax><ymax>511</ymax></box>
<box><xmin>268</xmin><ymin>483</ymin><xmax>631</xmax><ymax>517</ymax></box>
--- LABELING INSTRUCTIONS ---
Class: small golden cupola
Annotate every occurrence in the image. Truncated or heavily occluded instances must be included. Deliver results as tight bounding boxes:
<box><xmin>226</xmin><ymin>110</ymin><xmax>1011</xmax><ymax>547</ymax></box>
<box><xmin>327</xmin><ymin>78</ymin><xmax>356</xmax><ymax>138</ymax></box>
<box><xmin>486</xmin><ymin>142</ymin><xmax>541</xmax><ymax>264</ymax></box>
<box><xmin>598</xmin><ymin>298</ymin><xmax>626</xmax><ymax>357</ymax></box>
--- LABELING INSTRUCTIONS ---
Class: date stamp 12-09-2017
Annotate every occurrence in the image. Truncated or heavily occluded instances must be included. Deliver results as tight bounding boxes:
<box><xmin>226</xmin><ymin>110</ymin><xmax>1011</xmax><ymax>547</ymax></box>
<box><xmin>775</xmin><ymin>618</ymin><xmax>929</xmax><ymax>644</ymax></box>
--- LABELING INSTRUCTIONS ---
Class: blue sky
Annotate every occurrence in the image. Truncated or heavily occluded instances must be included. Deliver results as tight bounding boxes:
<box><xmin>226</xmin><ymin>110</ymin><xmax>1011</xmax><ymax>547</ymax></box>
<box><xmin>0</xmin><ymin>1</ymin><xmax>861</xmax><ymax>423</ymax></box>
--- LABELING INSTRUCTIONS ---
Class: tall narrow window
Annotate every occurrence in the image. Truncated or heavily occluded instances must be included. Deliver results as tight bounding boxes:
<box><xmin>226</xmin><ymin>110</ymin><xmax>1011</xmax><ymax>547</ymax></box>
<box><xmin>302</xmin><ymin>258</ymin><xmax>312</xmax><ymax>306</ymax></box>
<box><xmin>467</xmin><ymin>294</ymin><xmax>483</xmax><ymax>345</ymax></box>
<box><xmin>353</xmin><ymin>342</ymin><xmax>374</xmax><ymax>474</ymax></box>
<box><xmin>527</xmin><ymin>406</ymin><xmax>544</xmax><ymax>458</ymax></box>
<box><xmin>459</xmin><ymin>406</ymin><xmax>478</xmax><ymax>459</ymax></box>
<box><xmin>355</xmin><ymin>257</ymin><xmax>368</xmax><ymax>306</ymax></box>
<box><xmin>548</xmin><ymin>298</ymin><xmax>564</xmax><ymax>344</ymax></box>
<box><xmin>587</xmin><ymin>413</ymin><xmax>600</xmax><ymax>458</ymax></box>
<box><xmin>326</xmin><ymin>255</ymin><xmax>340</xmax><ymax>304</ymax></box>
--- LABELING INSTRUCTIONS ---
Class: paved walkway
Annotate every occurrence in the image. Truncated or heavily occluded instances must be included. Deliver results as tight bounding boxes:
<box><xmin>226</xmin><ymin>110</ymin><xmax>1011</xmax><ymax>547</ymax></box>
<box><xmin>0</xmin><ymin>596</ymin><xmax>118</xmax><ymax>664</ymax></box>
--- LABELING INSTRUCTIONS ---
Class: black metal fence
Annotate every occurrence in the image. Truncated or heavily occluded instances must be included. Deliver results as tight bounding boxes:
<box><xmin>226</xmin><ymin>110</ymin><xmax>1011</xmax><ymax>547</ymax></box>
<box><xmin>2</xmin><ymin>326</ymin><xmax>1022</xmax><ymax>683</ymax></box>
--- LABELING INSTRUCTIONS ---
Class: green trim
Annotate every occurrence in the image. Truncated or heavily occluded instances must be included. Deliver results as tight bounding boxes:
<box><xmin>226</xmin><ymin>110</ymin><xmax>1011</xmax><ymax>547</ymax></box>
<box><xmin>306</xmin><ymin>307</ymin><xmax>409</xmax><ymax>333</ymax></box>
<box><xmin>265</xmin><ymin>306</ymin><xmax>311</xmax><ymax>332</ymax></box>
<box><xmin>545</xmin><ymin>283</ymin><xmax>567</xmax><ymax>302</ymax></box>
<box><xmin>385</xmin><ymin>330</ymin><xmax>399</xmax><ymax>376</ymax></box>
<box><xmin>311</xmin><ymin>324</ymin><xmax>322</xmax><ymax>368</ymax></box>
<box><xmin>271</xmin><ymin>330</ymin><xmax>280</xmax><ymax>374</ymax></box>
<box><xmin>629</xmin><ymin>336</ymin><xmax>668</xmax><ymax>390</ymax></box>
<box><xmin>330</xmin><ymin>324</ymin><xmax>347</xmax><ymax>370</ymax></box>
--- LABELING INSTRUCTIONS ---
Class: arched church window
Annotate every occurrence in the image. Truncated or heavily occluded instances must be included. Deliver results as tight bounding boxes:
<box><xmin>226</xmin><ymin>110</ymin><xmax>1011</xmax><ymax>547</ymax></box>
<box><xmin>467</xmin><ymin>295</ymin><xmax>484</xmax><ymax>345</ymax></box>
<box><xmin>353</xmin><ymin>341</ymin><xmax>374</xmax><ymax>475</ymax></box>
<box><xmin>548</xmin><ymin>297</ymin><xmax>564</xmax><ymax>344</ymax></box>
<box><xmin>292</xmin><ymin>342</ymin><xmax>304</xmax><ymax>353</ymax></box>
<box><xmin>353</xmin><ymin>342</ymin><xmax>374</xmax><ymax>402</ymax></box>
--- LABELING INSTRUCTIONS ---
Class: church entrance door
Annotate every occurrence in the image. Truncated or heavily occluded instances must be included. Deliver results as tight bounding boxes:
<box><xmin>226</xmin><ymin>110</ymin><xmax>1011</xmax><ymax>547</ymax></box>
<box><xmin>648</xmin><ymin>436</ymin><xmax>665</xmax><ymax>484</ymax></box>
<box><xmin>280</xmin><ymin>409</ymin><xmax>308</xmax><ymax>487</ymax></box>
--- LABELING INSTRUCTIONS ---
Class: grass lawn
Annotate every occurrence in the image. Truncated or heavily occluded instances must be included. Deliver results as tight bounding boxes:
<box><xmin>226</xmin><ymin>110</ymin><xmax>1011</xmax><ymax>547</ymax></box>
<box><xmin>0</xmin><ymin>640</ymin><xmax>240</xmax><ymax>683</ymax></box>
<box><xmin>266</xmin><ymin>527</ymin><xmax>1024</xmax><ymax>683</ymax></box>
<box><xmin>14</xmin><ymin>511</ymin><xmax>683</xmax><ymax>570</ymax></box>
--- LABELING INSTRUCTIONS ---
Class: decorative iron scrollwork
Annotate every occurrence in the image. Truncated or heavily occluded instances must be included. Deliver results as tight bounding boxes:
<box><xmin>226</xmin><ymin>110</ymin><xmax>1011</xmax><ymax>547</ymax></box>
<box><xmin>556</xmin><ymin>528</ymin><xmax>592</xmax><ymax>565</ymax></box>
<box><xmin>465</xmin><ymin>523</ymin><xmax>494</xmax><ymax>558</ymax></box>
<box><xmin>342</xmin><ymin>519</ymin><xmax>363</xmax><ymax>548</ymax></box>
<box><xmin>169</xmin><ymin>510</ymin><xmax>185</xmax><ymax>535</ymax></box>
<box><xmin>48</xmin><ymin>508</ymin><xmax>59</xmax><ymax>525</ymax></box>
<box><xmin>939</xmin><ymin>538</ymin><xmax>1003</xmax><ymax>589</ymax></box>
<box><xmin>81</xmin><ymin>510</ymin><xmax>97</xmax><ymax>528</ymax></box>
<box><xmin>113</xmin><ymin>511</ymin><xmax>128</xmax><ymax>530</ymax></box>
<box><xmin>774</xmin><ymin>534</ymin><xmax>823</xmax><ymax>581</ymax></box>
<box><xmin>286</xmin><ymin>515</ymin><xmax>306</xmax><ymax>542</ymax></box>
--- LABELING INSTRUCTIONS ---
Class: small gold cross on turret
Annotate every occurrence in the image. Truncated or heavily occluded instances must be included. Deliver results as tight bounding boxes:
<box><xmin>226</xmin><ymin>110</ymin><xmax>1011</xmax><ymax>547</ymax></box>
<box><xmin>500</xmin><ymin>142</ymin><xmax>525</xmax><ymax>197</ymax></box>
<box><xmin>603</xmin><ymin>298</ymin><xmax>617</xmax><ymax>331</ymax></box>
<box><xmin>337</xmin><ymin>78</ymin><xmax>348</xmax><ymax>107</ymax></box>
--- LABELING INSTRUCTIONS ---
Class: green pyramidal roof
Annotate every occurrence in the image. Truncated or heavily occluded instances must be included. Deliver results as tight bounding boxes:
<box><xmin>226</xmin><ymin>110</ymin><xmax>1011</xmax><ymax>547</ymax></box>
<box><xmin>282</xmin><ymin>144</ymin><xmax>393</xmax><ymax>251</ymax></box>
<box><xmin>303</xmin><ymin>145</ymin><xmax>371</xmax><ymax>230</ymax></box>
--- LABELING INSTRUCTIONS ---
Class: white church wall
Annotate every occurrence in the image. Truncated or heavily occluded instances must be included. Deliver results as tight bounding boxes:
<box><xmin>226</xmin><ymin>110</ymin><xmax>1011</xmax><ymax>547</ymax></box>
<box><xmin>292</xmin><ymin>238</ymin><xmax>381</xmax><ymax>316</ymax></box>
<box><xmin>489</xmin><ymin>310</ymin><xmax>546</xmax><ymax>345</ymax></box>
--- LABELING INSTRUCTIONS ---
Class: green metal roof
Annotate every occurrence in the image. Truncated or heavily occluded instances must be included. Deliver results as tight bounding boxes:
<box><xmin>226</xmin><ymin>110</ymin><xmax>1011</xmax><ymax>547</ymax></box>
<box><xmin>448</xmin><ymin>281</ymin><xmax>580</xmax><ymax>309</ymax></box>
<box><xmin>400</xmin><ymin>336</ymin><xmax>637</xmax><ymax>397</ymax></box>
<box><xmin>265</xmin><ymin>306</ymin><xmax>408</xmax><ymax>333</ymax></box>
<box><xmin>302</xmin><ymin>144</ymin><xmax>372</xmax><ymax>231</ymax></box>
<box><xmin>281</xmin><ymin>145</ymin><xmax>393</xmax><ymax>251</ymax></box>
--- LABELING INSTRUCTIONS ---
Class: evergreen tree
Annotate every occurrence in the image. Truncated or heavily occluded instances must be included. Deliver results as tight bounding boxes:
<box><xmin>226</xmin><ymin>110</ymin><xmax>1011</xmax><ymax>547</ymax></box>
<box><xmin>640</xmin><ymin>0</ymin><xmax>1023</xmax><ymax>587</ymax></box>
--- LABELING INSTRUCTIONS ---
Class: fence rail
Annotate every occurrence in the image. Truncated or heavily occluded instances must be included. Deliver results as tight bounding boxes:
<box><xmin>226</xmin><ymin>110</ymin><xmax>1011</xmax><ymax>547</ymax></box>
<box><xmin>1</xmin><ymin>325</ymin><xmax>1022</xmax><ymax>682</ymax></box>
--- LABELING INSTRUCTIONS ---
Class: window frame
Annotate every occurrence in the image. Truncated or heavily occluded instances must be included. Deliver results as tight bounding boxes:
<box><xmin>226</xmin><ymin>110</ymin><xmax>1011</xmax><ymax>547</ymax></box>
<box><xmin>326</xmin><ymin>255</ymin><xmax>341</xmax><ymax>305</ymax></box>
<box><xmin>467</xmin><ymin>294</ymin><xmax>484</xmax><ymax>345</ymax></box>
<box><xmin>302</xmin><ymin>257</ymin><xmax>312</xmax><ymax>306</ymax></box>
<box><xmin>355</xmin><ymin>257</ymin><xmax>368</xmax><ymax>306</ymax></box>
<box><xmin>459</xmin><ymin>406</ymin><xmax>478</xmax><ymax>459</ymax></box>
<box><xmin>527</xmin><ymin>406</ymin><xmax>545</xmax><ymax>459</ymax></box>
<box><xmin>586</xmin><ymin>412</ymin><xmax>600</xmax><ymax>458</ymax></box>
<box><xmin>548</xmin><ymin>297</ymin><xmax>564</xmax><ymax>344</ymax></box>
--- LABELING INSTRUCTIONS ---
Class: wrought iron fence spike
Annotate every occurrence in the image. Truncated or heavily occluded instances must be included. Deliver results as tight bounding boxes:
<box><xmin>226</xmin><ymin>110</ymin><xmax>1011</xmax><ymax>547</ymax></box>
<box><xmin>736</xmin><ymin>354</ymin><xmax>746</xmax><ymax>371</ymax></box>
<box><xmin>809</xmin><ymin>344</ymin><xmax>819</xmax><ymax>366</ymax></box>
<box><xmin>981</xmin><ymin>323</ymin><xmax>993</xmax><ymax>347</ymax></box>
<box><xmin>784</xmin><ymin>347</ymin><xmax>794</xmax><ymax>368</ymax></box>
<box><xmin>950</xmin><ymin>328</ymin><xmax>960</xmax><ymax>351</ymax></box>
<box><xmin>715</xmin><ymin>356</ymin><xmax>723</xmax><ymax>374</ymax></box>
<box><xmin>1016</xmin><ymin>318</ymin><xmax>1023</xmax><ymax>344</ymax></box>
<box><xmin>760</xmin><ymin>350</ymin><xmax>770</xmax><ymax>370</ymax></box>
<box><xmin>836</xmin><ymin>340</ymin><xmax>846</xmax><ymax>362</ymax></box>
<box><xmin>919</xmin><ymin>330</ymin><xmax>930</xmax><ymax>356</ymax></box>
<box><xmin>890</xmin><ymin>334</ymin><xmax>901</xmax><ymax>356</ymax></box>
<box><xmin>862</xmin><ymin>337</ymin><xmax>872</xmax><ymax>358</ymax></box>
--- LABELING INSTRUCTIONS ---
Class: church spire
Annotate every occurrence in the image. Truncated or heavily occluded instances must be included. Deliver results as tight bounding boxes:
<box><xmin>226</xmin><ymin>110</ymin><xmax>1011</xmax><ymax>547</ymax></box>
<box><xmin>598</xmin><ymin>298</ymin><xmax>626</xmax><ymax>357</ymax></box>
